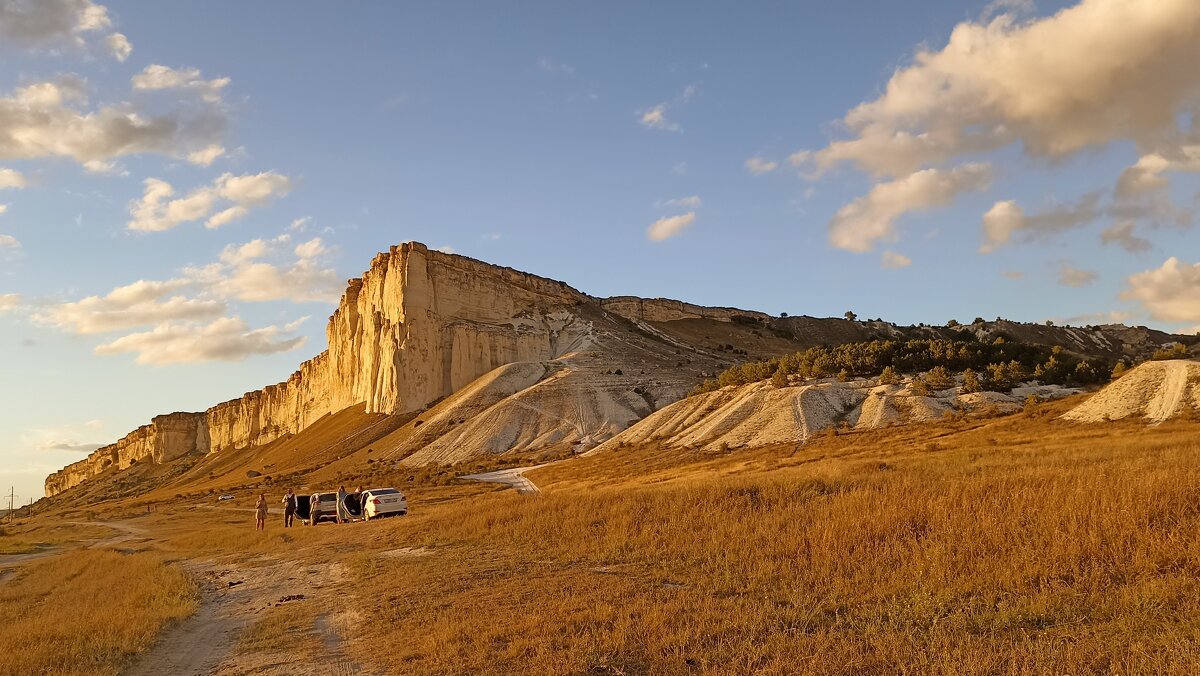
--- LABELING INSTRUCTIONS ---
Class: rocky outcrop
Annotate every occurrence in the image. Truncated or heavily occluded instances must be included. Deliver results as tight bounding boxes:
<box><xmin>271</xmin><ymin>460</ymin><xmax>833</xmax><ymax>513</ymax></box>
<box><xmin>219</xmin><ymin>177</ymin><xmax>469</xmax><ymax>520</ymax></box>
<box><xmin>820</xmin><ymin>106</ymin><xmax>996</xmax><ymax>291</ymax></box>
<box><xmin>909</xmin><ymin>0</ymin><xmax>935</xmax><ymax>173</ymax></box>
<box><xmin>47</xmin><ymin>242</ymin><xmax>591</xmax><ymax>496</ymax></box>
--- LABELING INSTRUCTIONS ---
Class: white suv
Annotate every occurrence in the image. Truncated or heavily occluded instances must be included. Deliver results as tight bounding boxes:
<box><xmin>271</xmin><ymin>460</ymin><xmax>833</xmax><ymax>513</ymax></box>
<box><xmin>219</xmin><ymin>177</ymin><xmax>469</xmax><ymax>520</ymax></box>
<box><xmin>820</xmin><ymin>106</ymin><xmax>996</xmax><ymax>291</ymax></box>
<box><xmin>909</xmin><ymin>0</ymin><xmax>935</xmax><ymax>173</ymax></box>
<box><xmin>361</xmin><ymin>488</ymin><xmax>408</xmax><ymax>520</ymax></box>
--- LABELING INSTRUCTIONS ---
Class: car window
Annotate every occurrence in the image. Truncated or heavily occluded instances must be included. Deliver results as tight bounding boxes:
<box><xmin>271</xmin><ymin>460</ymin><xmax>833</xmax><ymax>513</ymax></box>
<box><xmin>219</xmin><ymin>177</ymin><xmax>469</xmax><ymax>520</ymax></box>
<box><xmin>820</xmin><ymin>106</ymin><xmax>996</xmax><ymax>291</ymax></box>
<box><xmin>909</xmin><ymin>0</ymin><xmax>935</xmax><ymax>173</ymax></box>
<box><xmin>367</xmin><ymin>488</ymin><xmax>399</xmax><ymax>495</ymax></box>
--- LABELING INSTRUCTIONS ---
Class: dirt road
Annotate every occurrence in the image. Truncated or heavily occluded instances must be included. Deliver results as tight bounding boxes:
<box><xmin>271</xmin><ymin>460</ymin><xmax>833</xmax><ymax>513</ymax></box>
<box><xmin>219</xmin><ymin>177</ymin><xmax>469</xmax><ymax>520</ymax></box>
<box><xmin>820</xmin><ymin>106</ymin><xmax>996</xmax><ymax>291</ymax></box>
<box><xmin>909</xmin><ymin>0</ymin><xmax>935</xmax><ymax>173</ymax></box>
<box><xmin>124</xmin><ymin>556</ymin><xmax>368</xmax><ymax>676</ymax></box>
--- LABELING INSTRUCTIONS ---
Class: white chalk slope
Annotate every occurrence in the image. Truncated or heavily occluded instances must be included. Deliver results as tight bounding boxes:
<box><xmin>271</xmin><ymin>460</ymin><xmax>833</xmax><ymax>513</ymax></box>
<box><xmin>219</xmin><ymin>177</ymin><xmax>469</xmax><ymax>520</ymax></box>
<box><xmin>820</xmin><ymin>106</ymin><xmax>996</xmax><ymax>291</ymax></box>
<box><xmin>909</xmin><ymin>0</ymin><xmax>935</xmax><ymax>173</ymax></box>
<box><xmin>589</xmin><ymin>378</ymin><xmax>1079</xmax><ymax>454</ymax></box>
<box><xmin>1063</xmin><ymin>360</ymin><xmax>1200</xmax><ymax>424</ymax></box>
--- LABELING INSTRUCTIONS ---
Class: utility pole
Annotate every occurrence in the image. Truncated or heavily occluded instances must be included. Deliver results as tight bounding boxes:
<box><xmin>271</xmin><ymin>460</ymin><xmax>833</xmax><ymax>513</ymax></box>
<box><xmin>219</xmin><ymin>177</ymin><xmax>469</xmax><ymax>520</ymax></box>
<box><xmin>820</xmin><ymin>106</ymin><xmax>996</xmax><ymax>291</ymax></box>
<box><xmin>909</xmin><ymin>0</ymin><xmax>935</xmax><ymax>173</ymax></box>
<box><xmin>6</xmin><ymin>486</ymin><xmax>12</xmax><ymax>524</ymax></box>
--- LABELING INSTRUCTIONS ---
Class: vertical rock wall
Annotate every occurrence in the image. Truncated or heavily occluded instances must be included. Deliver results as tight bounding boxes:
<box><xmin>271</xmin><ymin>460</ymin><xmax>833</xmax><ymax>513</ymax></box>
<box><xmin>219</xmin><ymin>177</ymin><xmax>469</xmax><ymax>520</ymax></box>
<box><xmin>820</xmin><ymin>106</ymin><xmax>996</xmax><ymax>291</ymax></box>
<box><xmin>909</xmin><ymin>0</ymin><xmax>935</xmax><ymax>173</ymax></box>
<box><xmin>46</xmin><ymin>242</ymin><xmax>590</xmax><ymax>497</ymax></box>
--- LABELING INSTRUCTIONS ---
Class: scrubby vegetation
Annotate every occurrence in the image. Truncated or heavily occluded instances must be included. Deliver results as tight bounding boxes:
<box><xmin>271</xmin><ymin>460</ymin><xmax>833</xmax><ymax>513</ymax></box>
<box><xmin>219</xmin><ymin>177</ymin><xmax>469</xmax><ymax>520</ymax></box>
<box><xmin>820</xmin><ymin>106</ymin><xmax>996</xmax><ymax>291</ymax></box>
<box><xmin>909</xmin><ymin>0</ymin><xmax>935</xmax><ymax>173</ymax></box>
<box><xmin>694</xmin><ymin>338</ymin><xmax>1113</xmax><ymax>395</ymax></box>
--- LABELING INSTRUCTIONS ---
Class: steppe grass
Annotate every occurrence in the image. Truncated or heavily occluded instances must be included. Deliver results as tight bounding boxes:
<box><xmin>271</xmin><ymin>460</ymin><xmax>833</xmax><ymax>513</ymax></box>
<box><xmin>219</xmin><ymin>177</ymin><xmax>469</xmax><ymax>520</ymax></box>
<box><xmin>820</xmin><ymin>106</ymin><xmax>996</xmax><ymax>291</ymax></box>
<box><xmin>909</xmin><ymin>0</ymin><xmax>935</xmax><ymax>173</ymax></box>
<box><xmin>343</xmin><ymin>417</ymin><xmax>1200</xmax><ymax>675</ymax></box>
<box><xmin>0</xmin><ymin>549</ymin><xmax>199</xmax><ymax>675</ymax></box>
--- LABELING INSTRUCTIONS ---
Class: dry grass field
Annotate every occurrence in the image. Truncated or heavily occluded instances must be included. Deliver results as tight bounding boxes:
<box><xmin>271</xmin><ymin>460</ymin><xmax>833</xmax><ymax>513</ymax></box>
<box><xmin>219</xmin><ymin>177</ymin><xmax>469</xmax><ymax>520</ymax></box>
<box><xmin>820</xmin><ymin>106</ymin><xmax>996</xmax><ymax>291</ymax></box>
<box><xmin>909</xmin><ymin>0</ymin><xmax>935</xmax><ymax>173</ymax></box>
<box><xmin>6</xmin><ymin>397</ymin><xmax>1200</xmax><ymax>674</ymax></box>
<box><xmin>0</xmin><ymin>549</ymin><xmax>198</xmax><ymax>675</ymax></box>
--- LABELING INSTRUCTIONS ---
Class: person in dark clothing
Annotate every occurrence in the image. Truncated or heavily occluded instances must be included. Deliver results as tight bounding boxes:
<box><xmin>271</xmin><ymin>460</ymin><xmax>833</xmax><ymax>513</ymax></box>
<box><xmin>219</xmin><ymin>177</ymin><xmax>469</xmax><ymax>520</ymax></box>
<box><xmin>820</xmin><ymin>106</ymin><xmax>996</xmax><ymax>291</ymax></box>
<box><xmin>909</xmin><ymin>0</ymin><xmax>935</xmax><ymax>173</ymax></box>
<box><xmin>281</xmin><ymin>489</ymin><xmax>297</xmax><ymax>527</ymax></box>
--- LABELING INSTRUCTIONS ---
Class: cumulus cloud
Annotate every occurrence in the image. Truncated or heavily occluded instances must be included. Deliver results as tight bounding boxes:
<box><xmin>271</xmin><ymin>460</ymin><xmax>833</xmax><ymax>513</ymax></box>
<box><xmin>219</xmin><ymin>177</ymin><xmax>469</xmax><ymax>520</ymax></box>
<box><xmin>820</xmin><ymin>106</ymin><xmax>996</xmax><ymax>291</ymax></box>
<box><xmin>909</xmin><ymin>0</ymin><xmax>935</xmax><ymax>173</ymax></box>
<box><xmin>979</xmin><ymin>192</ymin><xmax>1102</xmax><ymax>253</ymax></box>
<box><xmin>104</xmin><ymin>31</ymin><xmax>130</xmax><ymax>61</ymax></box>
<box><xmin>639</xmin><ymin>103</ymin><xmax>679</xmax><ymax>132</ymax></box>
<box><xmin>35</xmin><ymin>279</ymin><xmax>226</xmax><ymax>334</ymax></box>
<box><xmin>293</xmin><ymin>237</ymin><xmax>326</xmax><ymax>259</ymax></box>
<box><xmin>184</xmin><ymin>235</ymin><xmax>341</xmax><ymax>304</ymax></box>
<box><xmin>0</xmin><ymin>233</ymin><xmax>18</xmax><ymax>248</ymax></box>
<box><xmin>132</xmin><ymin>65</ymin><xmax>230</xmax><ymax>103</ymax></box>
<box><xmin>647</xmin><ymin>212</ymin><xmax>695</xmax><ymax>241</ymax></box>
<box><xmin>795</xmin><ymin>0</ymin><xmax>1200</xmax><ymax>251</ymax></box>
<box><xmin>829</xmin><ymin>164</ymin><xmax>991</xmax><ymax>252</ymax></box>
<box><xmin>745</xmin><ymin>157</ymin><xmax>778</xmax><ymax>174</ymax></box>
<box><xmin>0</xmin><ymin>79</ymin><xmax>225</xmax><ymax>166</ymax></box>
<box><xmin>0</xmin><ymin>0</ymin><xmax>131</xmax><ymax>59</ymax></box>
<box><xmin>1057</xmin><ymin>263</ymin><xmax>1098</xmax><ymax>288</ymax></box>
<box><xmin>186</xmin><ymin>144</ymin><xmax>225</xmax><ymax>167</ymax></box>
<box><xmin>127</xmin><ymin>171</ymin><xmax>293</xmax><ymax>232</ymax></box>
<box><xmin>881</xmin><ymin>251</ymin><xmax>912</xmax><ymax>269</ymax></box>
<box><xmin>94</xmin><ymin>316</ymin><xmax>307</xmax><ymax>365</ymax></box>
<box><xmin>1100</xmin><ymin>221</ymin><xmax>1152</xmax><ymax>253</ymax></box>
<box><xmin>1122</xmin><ymin>257</ymin><xmax>1200</xmax><ymax>322</ymax></box>
<box><xmin>804</xmin><ymin>1</ymin><xmax>1200</xmax><ymax>178</ymax></box>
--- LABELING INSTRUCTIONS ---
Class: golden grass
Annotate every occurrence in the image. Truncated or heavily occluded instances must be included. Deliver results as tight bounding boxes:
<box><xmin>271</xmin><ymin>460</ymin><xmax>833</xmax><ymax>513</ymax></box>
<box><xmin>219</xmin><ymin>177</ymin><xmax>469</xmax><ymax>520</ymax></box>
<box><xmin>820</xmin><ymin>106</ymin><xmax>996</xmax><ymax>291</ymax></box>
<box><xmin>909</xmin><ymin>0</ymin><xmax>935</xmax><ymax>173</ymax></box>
<box><xmin>337</xmin><ymin>413</ymin><xmax>1200</xmax><ymax>675</ymax></box>
<box><xmin>0</xmin><ymin>550</ymin><xmax>199</xmax><ymax>675</ymax></box>
<box><xmin>0</xmin><ymin>522</ymin><xmax>114</xmax><ymax>555</ymax></box>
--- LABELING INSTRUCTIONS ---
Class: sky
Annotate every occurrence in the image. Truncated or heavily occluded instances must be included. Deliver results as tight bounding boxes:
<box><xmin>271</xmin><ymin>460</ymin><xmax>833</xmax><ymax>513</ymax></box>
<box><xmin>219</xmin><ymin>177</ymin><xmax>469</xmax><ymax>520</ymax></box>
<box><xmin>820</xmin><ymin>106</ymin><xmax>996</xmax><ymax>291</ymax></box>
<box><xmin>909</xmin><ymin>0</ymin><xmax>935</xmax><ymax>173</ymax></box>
<box><xmin>2</xmin><ymin>0</ymin><xmax>1200</xmax><ymax>503</ymax></box>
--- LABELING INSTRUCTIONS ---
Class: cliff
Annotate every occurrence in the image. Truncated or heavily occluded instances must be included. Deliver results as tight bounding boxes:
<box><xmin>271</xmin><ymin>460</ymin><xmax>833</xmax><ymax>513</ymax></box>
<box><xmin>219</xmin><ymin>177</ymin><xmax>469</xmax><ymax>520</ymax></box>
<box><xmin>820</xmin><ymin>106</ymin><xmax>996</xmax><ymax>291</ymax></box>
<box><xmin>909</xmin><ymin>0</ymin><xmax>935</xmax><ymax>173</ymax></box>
<box><xmin>46</xmin><ymin>242</ymin><xmax>592</xmax><ymax>496</ymax></box>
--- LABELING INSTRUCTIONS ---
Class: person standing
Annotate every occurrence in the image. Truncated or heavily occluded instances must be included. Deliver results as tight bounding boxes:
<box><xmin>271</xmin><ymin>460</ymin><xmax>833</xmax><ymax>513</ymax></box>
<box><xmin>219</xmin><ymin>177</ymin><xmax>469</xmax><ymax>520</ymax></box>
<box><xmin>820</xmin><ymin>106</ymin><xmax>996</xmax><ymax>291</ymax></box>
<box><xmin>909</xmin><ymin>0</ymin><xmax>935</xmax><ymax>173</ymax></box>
<box><xmin>281</xmin><ymin>489</ymin><xmax>296</xmax><ymax>528</ymax></box>
<box><xmin>336</xmin><ymin>485</ymin><xmax>349</xmax><ymax>524</ymax></box>
<box><xmin>255</xmin><ymin>493</ymin><xmax>268</xmax><ymax>531</ymax></box>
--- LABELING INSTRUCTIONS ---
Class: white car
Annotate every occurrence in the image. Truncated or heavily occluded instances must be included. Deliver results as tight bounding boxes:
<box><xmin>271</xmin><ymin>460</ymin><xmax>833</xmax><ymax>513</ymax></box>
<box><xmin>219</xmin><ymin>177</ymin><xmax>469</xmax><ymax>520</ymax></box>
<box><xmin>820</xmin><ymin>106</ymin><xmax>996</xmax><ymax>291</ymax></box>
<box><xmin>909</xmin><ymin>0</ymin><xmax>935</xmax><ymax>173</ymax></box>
<box><xmin>361</xmin><ymin>488</ymin><xmax>408</xmax><ymax>520</ymax></box>
<box><xmin>218</xmin><ymin>494</ymin><xmax>236</xmax><ymax>501</ymax></box>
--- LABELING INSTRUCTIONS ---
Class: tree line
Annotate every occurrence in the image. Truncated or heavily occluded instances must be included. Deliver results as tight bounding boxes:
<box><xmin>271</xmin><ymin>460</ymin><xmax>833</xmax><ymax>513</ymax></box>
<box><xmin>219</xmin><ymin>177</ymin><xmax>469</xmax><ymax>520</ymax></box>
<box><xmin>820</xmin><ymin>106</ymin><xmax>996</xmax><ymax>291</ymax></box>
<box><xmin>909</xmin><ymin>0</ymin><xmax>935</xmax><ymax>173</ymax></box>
<box><xmin>691</xmin><ymin>338</ymin><xmax>1117</xmax><ymax>396</ymax></box>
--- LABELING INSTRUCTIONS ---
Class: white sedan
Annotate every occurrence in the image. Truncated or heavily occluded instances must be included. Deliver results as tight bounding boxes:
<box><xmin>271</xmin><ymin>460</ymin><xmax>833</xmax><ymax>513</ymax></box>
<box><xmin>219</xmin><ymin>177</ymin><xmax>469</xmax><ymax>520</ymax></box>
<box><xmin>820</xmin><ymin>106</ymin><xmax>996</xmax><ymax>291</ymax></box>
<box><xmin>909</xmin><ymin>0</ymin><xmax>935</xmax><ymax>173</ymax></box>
<box><xmin>361</xmin><ymin>488</ymin><xmax>408</xmax><ymax>520</ymax></box>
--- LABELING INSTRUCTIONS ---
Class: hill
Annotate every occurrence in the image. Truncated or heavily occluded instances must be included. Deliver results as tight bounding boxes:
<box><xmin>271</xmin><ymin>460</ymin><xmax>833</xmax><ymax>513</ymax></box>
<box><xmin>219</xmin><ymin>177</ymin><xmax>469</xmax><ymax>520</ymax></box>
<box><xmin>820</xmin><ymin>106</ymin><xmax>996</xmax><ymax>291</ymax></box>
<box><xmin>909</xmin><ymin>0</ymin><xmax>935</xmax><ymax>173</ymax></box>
<box><xmin>44</xmin><ymin>242</ymin><xmax>1198</xmax><ymax>500</ymax></box>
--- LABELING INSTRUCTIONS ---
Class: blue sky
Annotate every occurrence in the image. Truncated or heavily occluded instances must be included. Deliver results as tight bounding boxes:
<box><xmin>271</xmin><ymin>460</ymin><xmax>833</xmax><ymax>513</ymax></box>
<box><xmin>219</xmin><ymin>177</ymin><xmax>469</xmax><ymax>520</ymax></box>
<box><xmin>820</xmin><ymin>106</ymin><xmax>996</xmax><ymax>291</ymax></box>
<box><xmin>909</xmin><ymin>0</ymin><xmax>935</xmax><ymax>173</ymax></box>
<box><xmin>2</xmin><ymin>0</ymin><xmax>1199</xmax><ymax>502</ymax></box>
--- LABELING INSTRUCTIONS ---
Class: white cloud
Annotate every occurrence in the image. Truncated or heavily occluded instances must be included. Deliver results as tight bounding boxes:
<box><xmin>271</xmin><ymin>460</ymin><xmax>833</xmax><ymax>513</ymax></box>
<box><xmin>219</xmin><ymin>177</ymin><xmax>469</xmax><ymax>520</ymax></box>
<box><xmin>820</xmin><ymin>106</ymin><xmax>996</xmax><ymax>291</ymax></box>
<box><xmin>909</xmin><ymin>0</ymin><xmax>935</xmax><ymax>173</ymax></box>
<box><xmin>94</xmin><ymin>316</ymin><xmax>307</xmax><ymax>365</ymax></box>
<box><xmin>0</xmin><ymin>168</ymin><xmax>27</xmax><ymax>189</ymax></box>
<box><xmin>803</xmin><ymin>1</ymin><xmax>1200</xmax><ymax>179</ymax></box>
<box><xmin>205</xmin><ymin>206</ymin><xmax>247</xmax><ymax>229</ymax></box>
<box><xmin>434</xmin><ymin>245</ymin><xmax>456</xmax><ymax>254</ymax></box>
<box><xmin>104</xmin><ymin>31</ymin><xmax>130</xmax><ymax>61</ymax></box>
<box><xmin>186</xmin><ymin>144</ymin><xmax>225</xmax><ymax>167</ymax></box>
<box><xmin>829</xmin><ymin>164</ymin><xmax>991</xmax><ymax>253</ymax></box>
<box><xmin>128</xmin><ymin>172</ymin><xmax>293</xmax><ymax>232</ymax></box>
<box><xmin>0</xmin><ymin>0</ymin><xmax>130</xmax><ymax>59</ymax></box>
<box><xmin>1057</xmin><ymin>263</ymin><xmax>1098</xmax><ymax>288</ymax></box>
<box><xmin>639</xmin><ymin>103</ymin><xmax>680</xmax><ymax>132</ymax></box>
<box><xmin>132</xmin><ymin>65</ymin><xmax>230</xmax><ymax>103</ymax></box>
<box><xmin>979</xmin><ymin>192</ymin><xmax>1102</xmax><ymax>253</ymax></box>
<box><xmin>0</xmin><ymin>233</ymin><xmax>19</xmax><ymax>248</ymax></box>
<box><xmin>794</xmin><ymin>0</ymin><xmax>1200</xmax><ymax>251</ymax></box>
<box><xmin>647</xmin><ymin>212</ymin><xmax>696</xmax><ymax>241</ymax></box>
<box><xmin>35</xmin><ymin>279</ymin><xmax>226</xmax><ymax>334</ymax></box>
<box><xmin>293</xmin><ymin>237</ymin><xmax>326</xmax><ymax>259</ymax></box>
<box><xmin>0</xmin><ymin>293</ymin><xmax>19</xmax><ymax>312</ymax></box>
<box><xmin>745</xmin><ymin>157</ymin><xmax>778</xmax><ymax>175</ymax></box>
<box><xmin>289</xmin><ymin>216</ymin><xmax>312</xmax><ymax>232</ymax></box>
<box><xmin>185</xmin><ymin>235</ymin><xmax>341</xmax><ymax>304</ymax></box>
<box><xmin>0</xmin><ymin>79</ymin><xmax>225</xmax><ymax>166</ymax></box>
<box><xmin>881</xmin><ymin>251</ymin><xmax>912</xmax><ymax>269</ymax></box>
<box><xmin>1001</xmin><ymin>270</ymin><xmax>1024</xmax><ymax>280</ymax></box>
<box><xmin>1122</xmin><ymin>257</ymin><xmax>1200</xmax><ymax>322</ymax></box>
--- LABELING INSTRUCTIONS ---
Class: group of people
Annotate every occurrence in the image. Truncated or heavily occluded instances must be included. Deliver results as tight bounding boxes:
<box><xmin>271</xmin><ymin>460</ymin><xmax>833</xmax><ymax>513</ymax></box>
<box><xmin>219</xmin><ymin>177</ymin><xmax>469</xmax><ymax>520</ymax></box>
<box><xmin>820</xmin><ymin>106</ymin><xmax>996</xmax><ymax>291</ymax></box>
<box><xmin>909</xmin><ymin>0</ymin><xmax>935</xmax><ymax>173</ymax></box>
<box><xmin>253</xmin><ymin>484</ymin><xmax>365</xmax><ymax>530</ymax></box>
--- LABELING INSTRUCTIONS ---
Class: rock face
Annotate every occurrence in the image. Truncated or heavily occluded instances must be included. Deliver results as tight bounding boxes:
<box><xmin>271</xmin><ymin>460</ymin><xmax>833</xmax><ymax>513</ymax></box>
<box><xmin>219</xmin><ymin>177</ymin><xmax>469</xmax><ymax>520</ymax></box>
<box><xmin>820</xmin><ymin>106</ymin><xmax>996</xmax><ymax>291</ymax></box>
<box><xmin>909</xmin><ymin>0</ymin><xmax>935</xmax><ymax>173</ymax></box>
<box><xmin>47</xmin><ymin>243</ymin><xmax>593</xmax><ymax>496</ymax></box>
